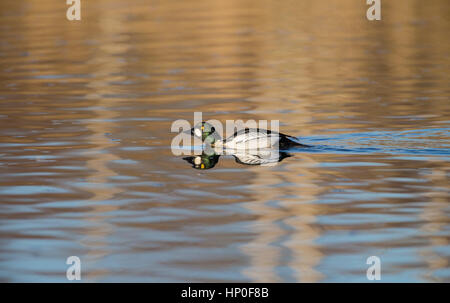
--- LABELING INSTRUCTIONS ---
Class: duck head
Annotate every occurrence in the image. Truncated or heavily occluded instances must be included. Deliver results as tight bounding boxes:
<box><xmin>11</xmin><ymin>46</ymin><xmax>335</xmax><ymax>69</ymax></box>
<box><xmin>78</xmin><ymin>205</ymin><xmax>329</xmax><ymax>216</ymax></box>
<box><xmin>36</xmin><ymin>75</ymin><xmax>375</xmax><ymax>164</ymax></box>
<box><xmin>190</xmin><ymin>122</ymin><xmax>217</xmax><ymax>144</ymax></box>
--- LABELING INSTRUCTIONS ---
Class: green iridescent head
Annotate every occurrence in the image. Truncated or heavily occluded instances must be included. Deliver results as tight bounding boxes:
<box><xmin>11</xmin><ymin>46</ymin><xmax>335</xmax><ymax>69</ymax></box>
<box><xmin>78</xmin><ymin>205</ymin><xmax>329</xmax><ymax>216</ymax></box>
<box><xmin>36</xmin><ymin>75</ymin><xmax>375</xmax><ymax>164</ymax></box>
<box><xmin>191</xmin><ymin>122</ymin><xmax>217</xmax><ymax>144</ymax></box>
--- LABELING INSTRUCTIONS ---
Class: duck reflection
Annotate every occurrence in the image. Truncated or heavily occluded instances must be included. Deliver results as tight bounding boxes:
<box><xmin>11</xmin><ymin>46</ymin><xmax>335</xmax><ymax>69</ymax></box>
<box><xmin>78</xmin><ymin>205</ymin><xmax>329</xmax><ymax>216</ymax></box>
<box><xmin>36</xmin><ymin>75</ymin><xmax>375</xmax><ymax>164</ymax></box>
<box><xmin>183</xmin><ymin>153</ymin><xmax>221</xmax><ymax>170</ymax></box>
<box><xmin>183</xmin><ymin>149</ymin><xmax>292</xmax><ymax>170</ymax></box>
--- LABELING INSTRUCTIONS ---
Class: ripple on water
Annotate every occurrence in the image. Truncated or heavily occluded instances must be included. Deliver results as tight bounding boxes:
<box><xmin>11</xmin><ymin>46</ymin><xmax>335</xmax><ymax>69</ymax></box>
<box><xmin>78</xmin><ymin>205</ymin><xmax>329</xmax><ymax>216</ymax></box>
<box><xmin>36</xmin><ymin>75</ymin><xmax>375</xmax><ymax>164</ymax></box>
<box><xmin>0</xmin><ymin>0</ymin><xmax>449</xmax><ymax>283</ymax></box>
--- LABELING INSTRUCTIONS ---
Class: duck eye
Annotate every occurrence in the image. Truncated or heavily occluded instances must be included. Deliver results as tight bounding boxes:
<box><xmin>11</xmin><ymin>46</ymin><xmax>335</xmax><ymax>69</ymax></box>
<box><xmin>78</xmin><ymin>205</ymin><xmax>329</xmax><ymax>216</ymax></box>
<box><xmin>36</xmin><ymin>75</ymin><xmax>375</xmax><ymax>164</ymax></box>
<box><xmin>211</xmin><ymin>127</ymin><xmax>215</xmax><ymax>132</ymax></box>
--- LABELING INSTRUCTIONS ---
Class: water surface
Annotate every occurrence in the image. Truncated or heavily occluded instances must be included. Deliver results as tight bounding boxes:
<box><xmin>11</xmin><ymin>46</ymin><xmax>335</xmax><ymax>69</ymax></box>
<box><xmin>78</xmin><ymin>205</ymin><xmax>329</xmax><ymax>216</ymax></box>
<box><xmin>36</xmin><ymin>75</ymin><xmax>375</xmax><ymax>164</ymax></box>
<box><xmin>0</xmin><ymin>0</ymin><xmax>449</xmax><ymax>282</ymax></box>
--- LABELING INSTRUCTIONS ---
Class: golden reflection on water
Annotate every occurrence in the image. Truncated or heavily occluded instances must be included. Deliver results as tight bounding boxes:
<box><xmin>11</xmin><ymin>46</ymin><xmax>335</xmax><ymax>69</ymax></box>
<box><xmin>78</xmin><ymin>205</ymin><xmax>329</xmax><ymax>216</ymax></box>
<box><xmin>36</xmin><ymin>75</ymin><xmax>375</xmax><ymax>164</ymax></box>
<box><xmin>418</xmin><ymin>159</ymin><xmax>449</xmax><ymax>282</ymax></box>
<box><xmin>0</xmin><ymin>0</ymin><xmax>449</xmax><ymax>282</ymax></box>
<box><xmin>241</xmin><ymin>154</ymin><xmax>323</xmax><ymax>282</ymax></box>
<box><xmin>79</xmin><ymin>10</ymin><xmax>131</xmax><ymax>282</ymax></box>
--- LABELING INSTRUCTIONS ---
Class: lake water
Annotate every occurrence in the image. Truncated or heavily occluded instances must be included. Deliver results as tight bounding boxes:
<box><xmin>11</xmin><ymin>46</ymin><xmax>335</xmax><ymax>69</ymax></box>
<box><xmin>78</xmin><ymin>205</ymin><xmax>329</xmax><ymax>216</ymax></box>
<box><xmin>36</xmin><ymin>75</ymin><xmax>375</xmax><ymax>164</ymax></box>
<box><xmin>0</xmin><ymin>0</ymin><xmax>449</xmax><ymax>282</ymax></box>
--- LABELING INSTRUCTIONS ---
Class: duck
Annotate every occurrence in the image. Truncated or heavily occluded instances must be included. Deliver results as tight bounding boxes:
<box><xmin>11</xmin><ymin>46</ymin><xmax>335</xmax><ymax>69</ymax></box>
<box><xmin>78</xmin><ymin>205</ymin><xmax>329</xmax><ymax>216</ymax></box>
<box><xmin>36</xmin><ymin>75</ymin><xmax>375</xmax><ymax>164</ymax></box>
<box><xmin>190</xmin><ymin>122</ymin><xmax>310</xmax><ymax>150</ymax></box>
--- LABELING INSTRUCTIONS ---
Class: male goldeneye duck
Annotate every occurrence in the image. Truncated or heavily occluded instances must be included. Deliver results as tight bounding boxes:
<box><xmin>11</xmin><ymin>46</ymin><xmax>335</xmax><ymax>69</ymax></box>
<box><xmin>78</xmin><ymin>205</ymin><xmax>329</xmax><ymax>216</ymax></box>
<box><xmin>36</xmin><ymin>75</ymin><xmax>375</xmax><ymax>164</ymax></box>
<box><xmin>190</xmin><ymin>122</ymin><xmax>310</xmax><ymax>150</ymax></box>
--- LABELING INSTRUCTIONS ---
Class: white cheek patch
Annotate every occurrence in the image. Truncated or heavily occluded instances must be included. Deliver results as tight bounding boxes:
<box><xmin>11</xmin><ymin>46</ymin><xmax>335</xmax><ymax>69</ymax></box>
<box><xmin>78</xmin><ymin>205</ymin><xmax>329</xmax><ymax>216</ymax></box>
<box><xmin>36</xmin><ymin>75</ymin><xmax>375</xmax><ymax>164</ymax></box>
<box><xmin>194</xmin><ymin>128</ymin><xmax>202</xmax><ymax>138</ymax></box>
<box><xmin>194</xmin><ymin>156</ymin><xmax>202</xmax><ymax>165</ymax></box>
